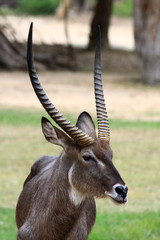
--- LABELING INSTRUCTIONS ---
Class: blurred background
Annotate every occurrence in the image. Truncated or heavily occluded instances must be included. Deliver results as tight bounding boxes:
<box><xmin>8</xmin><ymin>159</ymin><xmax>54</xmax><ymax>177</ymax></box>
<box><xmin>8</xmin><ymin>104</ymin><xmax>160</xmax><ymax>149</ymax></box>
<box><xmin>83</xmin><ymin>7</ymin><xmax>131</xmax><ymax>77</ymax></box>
<box><xmin>0</xmin><ymin>0</ymin><xmax>160</xmax><ymax>239</ymax></box>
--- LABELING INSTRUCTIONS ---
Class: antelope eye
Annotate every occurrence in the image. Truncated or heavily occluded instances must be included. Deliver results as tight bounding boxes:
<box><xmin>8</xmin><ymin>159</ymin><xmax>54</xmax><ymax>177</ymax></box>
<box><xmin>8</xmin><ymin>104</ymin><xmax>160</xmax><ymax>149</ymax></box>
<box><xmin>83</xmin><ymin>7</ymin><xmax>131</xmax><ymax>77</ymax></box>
<box><xmin>82</xmin><ymin>153</ymin><xmax>95</xmax><ymax>162</ymax></box>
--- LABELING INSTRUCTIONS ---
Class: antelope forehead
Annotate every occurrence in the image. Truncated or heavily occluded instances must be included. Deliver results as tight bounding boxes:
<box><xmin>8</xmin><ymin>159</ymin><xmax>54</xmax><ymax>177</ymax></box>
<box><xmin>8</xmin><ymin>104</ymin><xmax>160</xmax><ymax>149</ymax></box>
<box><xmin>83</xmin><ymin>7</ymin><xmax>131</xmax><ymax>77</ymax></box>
<box><xmin>94</xmin><ymin>142</ymin><xmax>113</xmax><ymax>160</ymax></box>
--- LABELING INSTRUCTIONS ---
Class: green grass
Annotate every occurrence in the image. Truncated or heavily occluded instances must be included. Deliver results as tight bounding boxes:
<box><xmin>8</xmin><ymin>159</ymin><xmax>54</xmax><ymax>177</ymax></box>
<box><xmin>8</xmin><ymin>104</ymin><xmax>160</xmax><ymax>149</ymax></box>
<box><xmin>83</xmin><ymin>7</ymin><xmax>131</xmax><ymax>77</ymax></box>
<box><xmin>0</xmin><ymin>208</ymin><xmax>16</xmax><ymax>240</ymax></box>
<box><xmin>17</xmin><ymin>0</ymin><xmax>59</xmax><ymax>15</ymax></box>
<box><xmin>113</xmin><ymin>0</ymin><xmax>133</xmax><ymax>17</ymax></box>
<box><xmin>0</xmin><ymin>7</ymin><xmax>17</xmax><ymax>16</ymax></box>
<box><xmin>1</xmin><ymin>207</ymin><xmax>160</xmax><ymax>240</ymax></box>
<box><xmin>1</xmin><ymin>107</ymin><xmax>160</xmax><ymax>129</ymax></box>
<box><xmin>0</xmin><ymin>108</ymin><xmax>45</xmax><ymax>126</ymax></box>
<box><xmin>89</xmin><ymin>211</ymin><xmax>160</xmax><ymax>240</ymax></box>
<box><xmin>0</xmin><ymin>107</ymin><xmax>160</xmax><ymax>239</ymax></box>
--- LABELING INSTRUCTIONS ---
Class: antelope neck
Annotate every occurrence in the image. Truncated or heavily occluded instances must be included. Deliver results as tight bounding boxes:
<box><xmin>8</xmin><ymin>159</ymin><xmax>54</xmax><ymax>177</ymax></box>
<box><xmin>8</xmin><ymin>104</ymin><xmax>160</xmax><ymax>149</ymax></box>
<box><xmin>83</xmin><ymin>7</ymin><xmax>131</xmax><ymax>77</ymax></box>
<box><xmin>56</xmin><ymin>153</ymin><xmax>86</xmax><ymax>207</ymax></box>
<box><xmin>68</xmin><ymin>164</ymin><xmax>86</xmax><ymax>206</ymax></box>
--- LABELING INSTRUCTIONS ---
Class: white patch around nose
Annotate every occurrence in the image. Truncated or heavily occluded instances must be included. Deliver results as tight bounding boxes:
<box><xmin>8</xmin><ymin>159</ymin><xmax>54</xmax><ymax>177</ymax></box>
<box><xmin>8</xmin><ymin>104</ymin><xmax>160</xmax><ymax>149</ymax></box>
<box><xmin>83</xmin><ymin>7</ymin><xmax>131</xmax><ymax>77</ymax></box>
<box><xmin>68</xmin><ymin>165</ymin><xmax>86</xmax><ymax>206</ymax></box>
<box><xmin>105</xmin><ymin>183</ymin><xmax>121</xmax><ymax>198</ymax></box>
<box><xmin>105</xmin><ymin>183</ymin><xmax>128</xmax><ymax>203</ymax></box>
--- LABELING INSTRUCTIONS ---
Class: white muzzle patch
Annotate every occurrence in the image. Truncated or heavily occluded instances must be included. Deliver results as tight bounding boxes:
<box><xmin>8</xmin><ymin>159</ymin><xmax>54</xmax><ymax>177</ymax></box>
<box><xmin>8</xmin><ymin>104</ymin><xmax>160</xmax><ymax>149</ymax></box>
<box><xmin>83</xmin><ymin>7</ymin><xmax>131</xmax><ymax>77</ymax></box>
<box><xmin>105</xmin><ymin>183</ymin><xmax>128</xmax><ymax>204</ymax></box>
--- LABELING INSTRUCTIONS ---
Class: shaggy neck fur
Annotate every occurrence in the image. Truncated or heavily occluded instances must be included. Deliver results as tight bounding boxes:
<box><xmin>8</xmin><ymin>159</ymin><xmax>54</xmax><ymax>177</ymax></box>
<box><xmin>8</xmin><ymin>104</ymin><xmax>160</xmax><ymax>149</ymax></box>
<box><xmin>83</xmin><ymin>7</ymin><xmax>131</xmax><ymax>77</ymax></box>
<box><xmin>68</xmin><ymin>164</ymin><xmax>86</xmax><ymax>206</ymax></box>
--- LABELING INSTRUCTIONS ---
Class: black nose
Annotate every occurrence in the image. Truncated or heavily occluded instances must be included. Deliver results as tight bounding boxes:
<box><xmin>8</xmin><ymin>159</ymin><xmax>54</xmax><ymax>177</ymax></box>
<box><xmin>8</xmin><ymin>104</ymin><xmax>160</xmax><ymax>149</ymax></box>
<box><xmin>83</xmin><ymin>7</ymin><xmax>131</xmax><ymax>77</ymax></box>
<box><xmin>115</xmin><ymin>186</ymin><xmax>128</xmax><ymax>199</ymax></box>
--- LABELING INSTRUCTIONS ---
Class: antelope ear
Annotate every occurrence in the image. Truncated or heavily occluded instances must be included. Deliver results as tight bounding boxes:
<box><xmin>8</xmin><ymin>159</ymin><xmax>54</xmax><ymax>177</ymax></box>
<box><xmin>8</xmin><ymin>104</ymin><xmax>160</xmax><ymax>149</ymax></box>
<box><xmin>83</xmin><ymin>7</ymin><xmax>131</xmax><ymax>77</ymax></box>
<box><xmin>41</xmin><ymin>117</ymin><xmax>71</xmax><ymax>148</ymax></box>
<box><xmin>76</xmin><ymin>111</ymin><xmax>97</xmax><ymax>140</ymax></box>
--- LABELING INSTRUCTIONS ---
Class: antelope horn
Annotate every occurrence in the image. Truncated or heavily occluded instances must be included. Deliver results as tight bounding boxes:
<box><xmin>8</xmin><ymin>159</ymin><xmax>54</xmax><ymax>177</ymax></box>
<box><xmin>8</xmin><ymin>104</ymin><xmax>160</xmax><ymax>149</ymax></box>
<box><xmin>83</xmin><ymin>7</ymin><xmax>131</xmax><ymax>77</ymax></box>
<box><xmin>27</xmin><ymin>23</ymin><xmax>94</xmax><ymax>147</ymax></box>
<box><xmin>94</xmin><ymin>26</ymin><xmax>110</xmax><ymax>142</ymax></box>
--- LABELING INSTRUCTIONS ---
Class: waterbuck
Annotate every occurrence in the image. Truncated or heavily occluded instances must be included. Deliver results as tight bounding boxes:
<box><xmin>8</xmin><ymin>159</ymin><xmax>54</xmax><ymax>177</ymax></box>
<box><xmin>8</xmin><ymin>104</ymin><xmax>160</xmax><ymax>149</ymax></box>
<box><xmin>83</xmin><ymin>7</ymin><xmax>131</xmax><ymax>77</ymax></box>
<box><xmin>16</xmin><ymin>23</ymin><xmax>128</xmax><ymax>240</ymax></box>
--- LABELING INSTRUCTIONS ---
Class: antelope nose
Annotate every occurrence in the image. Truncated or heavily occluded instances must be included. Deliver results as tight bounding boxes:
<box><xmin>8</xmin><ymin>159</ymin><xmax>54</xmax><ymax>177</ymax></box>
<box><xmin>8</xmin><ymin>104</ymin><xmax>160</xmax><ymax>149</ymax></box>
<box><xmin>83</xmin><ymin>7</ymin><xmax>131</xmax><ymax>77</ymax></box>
<box><xmin>115</xmin><ymin>186</ymin><xmax>128</xmax><ymax>199</ymax></box>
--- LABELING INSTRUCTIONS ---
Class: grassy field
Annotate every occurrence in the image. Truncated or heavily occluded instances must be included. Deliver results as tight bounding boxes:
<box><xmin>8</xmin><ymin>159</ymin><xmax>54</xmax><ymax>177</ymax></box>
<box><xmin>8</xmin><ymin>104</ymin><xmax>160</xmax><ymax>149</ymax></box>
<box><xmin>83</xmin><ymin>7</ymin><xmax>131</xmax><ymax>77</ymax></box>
<box><xmin>113</xmin><ymin>0</ymin><xmax>133</xmax><ymax>17</ymax></box>
<box><xmin>0</xmin><ymin>107</ymin><xmax>160</xmax><ymax>239</ymax></box>
<box><xmin>1</xmin><ymin>208</ymin><xmax>160</xmax><ymax>240</ymax></box>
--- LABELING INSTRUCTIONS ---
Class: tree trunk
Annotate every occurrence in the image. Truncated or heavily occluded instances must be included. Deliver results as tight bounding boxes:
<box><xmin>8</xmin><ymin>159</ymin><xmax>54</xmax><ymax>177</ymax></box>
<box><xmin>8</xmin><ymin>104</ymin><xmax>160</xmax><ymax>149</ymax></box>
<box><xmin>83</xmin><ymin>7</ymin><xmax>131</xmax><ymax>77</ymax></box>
<box><xmin>134</xmin><ymin>0</ymin><xmax>160</xmax><ymax>84</ymax></box>
<box><xmin>88</xmin><ymin>0</ymin><xmax>113</xmax><ymax>50</ymax></box>
<box><xmin>0</xmin><ymin>29</ymin><xmax>26</xmax><ymax>69</ymax></box>
<box><xmin>56</xmin><ymin>0</ymin><xmax>71</xmax><ymax>19</ymax></box>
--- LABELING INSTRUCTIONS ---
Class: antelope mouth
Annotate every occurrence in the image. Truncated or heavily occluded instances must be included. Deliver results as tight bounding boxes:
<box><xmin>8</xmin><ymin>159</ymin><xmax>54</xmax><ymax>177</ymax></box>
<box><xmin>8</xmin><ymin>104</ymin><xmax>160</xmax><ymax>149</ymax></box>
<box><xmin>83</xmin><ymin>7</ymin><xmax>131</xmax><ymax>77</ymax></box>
<box><xmin>109</xmin><ymin>196</ymin><xmax>128</xmax><ymax>205</ymax></box>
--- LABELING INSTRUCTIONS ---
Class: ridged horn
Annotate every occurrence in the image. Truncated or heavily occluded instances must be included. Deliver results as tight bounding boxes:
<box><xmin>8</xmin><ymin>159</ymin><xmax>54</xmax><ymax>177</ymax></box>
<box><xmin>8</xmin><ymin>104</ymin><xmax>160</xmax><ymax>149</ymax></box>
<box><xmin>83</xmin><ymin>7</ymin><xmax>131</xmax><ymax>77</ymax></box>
<box><xmin>27</xmin><ymin>23</ymin><xmax>94</xmax><ymax>147</ymax></box>
<box><xmin>94</xmin><ymin>26</ymin><xmax>110</xmax><ymax>142</ymax></box>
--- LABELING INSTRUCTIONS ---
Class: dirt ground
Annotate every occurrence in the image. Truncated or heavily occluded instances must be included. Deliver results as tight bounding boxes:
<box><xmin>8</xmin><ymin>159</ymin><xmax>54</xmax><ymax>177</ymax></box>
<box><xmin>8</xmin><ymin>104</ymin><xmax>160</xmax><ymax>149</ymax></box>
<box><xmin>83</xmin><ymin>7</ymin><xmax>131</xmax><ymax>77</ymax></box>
<box><xmin>1</xmin><ymin>70</ymin><xmax>160</xmax><ymax>121</ymax></box>
<box><xmin>0</xmin><ymin>14</ymin><xmax>134</xmax><ymax>49</ymax></box>
<box><xmin>0</xmin><ymin>15</ymin><xmax>159</xmax><ymax>121</ymax></box>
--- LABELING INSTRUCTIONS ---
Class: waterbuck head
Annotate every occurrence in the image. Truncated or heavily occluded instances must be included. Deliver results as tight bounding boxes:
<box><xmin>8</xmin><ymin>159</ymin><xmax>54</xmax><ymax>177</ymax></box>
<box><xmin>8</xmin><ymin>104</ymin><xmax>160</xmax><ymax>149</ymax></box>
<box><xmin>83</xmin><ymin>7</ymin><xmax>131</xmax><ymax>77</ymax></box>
<box><xmin>27</xmin><ymin>23</ymin><xmax>128</xmax><ymax>205</ymax></box>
